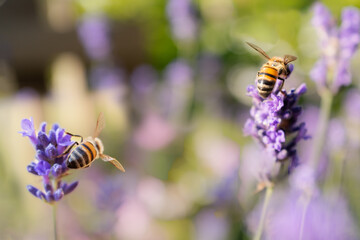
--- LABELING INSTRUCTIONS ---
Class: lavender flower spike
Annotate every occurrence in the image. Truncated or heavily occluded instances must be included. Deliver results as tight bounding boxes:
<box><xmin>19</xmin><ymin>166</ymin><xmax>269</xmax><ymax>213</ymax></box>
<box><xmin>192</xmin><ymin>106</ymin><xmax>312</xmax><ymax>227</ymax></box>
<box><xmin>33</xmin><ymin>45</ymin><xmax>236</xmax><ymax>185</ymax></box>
<box><xmin>166</xmin><ymin>0</ymin><xmax>198</xmax><ymax>42</ymax></box>
<box><xmin>244</xmin><ymin>82</ymin><xmax>309</xmax><ymax>172</ymax></box>
<box><xmin>77</xmin><ymin>14</ymin><xmax>111</xmax><ymax>61</ymax></box>
<box><xmin>310</xmin><ymin>3</ymin><xmax>360</xmax><ymax>93</ymax></box>
<box><xmin>20</xmin><ymin>118</ymin><xmax>78</xmax><ymax>204</ymax></box>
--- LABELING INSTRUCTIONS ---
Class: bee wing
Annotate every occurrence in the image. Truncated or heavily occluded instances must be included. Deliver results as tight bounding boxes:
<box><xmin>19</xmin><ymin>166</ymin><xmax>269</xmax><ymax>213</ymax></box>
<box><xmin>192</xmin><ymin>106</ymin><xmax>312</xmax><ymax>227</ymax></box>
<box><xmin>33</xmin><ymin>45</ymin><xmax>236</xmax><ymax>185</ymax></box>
<box><xmin>284</xmin><ymin>55</ymin><xmax>297</xmax><ymax>64</ymax></box>
<box><xmin>93</xmin><ymin>112</ymin><xmax>105</xmax><ymax>138</ymax></box>
<box><xmin>100</xmin><ymin>154</ymin><xmax>125</xmax><ymax>172</ymax></box>
<box><xmin>246</xmin><ymin>42</ymin><xmax>271</xmax><ymax>60</ymax></box>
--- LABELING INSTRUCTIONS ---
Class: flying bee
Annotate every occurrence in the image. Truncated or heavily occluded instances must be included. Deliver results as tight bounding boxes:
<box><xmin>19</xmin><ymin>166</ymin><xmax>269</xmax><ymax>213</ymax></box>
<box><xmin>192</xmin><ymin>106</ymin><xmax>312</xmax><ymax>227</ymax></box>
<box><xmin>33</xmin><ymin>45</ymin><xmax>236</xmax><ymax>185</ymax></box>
<box><xmin>62</xmin><ymin>113</ymin><xmax>125</xmax><ymax>172</ymax></box>
<box><xmin>246</xmin><ymin>42</ymin><xmax>297</xmax><ymax>98</ymax></box>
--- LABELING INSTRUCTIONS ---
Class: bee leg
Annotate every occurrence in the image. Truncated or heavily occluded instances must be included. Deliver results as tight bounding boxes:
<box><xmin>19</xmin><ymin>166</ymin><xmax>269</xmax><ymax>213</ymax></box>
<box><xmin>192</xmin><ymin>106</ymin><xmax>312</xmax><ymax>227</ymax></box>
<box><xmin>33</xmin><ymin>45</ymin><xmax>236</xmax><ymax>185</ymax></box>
<box><xmin>273</xmin><ymin>79</ymin><xmax>284</xmax><ymax>94</ymax></box>
<box><xmin>57</xmin><ymin>142</ymin><xmax>79</xmax><ymax>158</ymax></box>
<box><xmin>65</xmin><ymin>132</ymin><xmax>84</xmax><ymax>142</ymax></box>
<box><xmin>279</xmin><ymin>79</ymin><xmax>284</xmax><ymax>90</ymax></box>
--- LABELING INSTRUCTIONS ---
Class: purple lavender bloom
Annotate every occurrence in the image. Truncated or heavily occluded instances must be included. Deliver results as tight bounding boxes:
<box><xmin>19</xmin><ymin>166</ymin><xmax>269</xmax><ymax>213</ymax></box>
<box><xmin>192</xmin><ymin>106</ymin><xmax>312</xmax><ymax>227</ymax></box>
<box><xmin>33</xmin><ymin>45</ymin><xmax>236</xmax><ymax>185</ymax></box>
<box><xmin>312</xmin><ymin>3</ymin><xmax>335</xmax><ymax>32</ymax></box>
<box><xmin>212</xmin><ymin>169</ymin><xmax>239</xmax><ymax>205</ymax></box>
<box><xmin>198</xmin><ymin>54</ymin><xmax>222</xmax><ymax>83</ymax></box>
<box><xmin>159</xmin><ymin>59</ymin><xmax>193</xmax><ymax>120</ymax></box>
<box><xmin>345</xmin><ymin>89</ymin><xmax>360</xmax><ymax>119</ymax></box>
<box><xmin>130</xmin><ymin>65</ymin><xmax>158</xmax><ymax>112</ymax></box>
<box><xmin>248</xmin><ymin>189</ymin><xmax>357</xmax><ymax>240</ymax></box>
<box><xmin>77</xmin><ymin>14</ymin><xmax>111</xmax><ymax>61</ymax></box>
<box><xmin>344</xmin><ymin>89</ymin><xmax>360</xmax><ymax>148</ymax></box>
<box><xmin>197</xmin><ymin>54</ymin><xmax>222</xmax><ymax>109</ymax></box>
<box><xmin>131</xmin><ymin>65</ymin><xmax>157</xmax><ymax>96</ymax></box>
<box><xmin>244</xmin><ymin>83</ymin><xmax>309</xmax><ymax>172</ymax></box>
<box><xmin>96</xmin><ymin>176</ymin><xmax>124</xmax><ymax>211</ymax></box>
<box><xmin>194</xmin><ymin>209</ymin><xmax>229</xmax><ymax>240</ymax></box>
<box><xmin>166</xmin><ymin>0</ymin><xmax>198</xmax><ymax>42</ymax></box>
<box><xmin>164</xmin><ymin>59</ymin><xmax>193</xmax><ymax>85</ymax></box>
<box><xmin>20</xmin><ymin>118</ymin><xmax>78</xmax><ymax>204</ymax></box>
<box><xmin>310</xmin><ymin>3</ymin><xmax>360</xmax><ymax>93</ymax></box>
<box><xmin>90</xmin><ymin>65</ymin><xmax>125</xmax><ymax>90</ymax></box>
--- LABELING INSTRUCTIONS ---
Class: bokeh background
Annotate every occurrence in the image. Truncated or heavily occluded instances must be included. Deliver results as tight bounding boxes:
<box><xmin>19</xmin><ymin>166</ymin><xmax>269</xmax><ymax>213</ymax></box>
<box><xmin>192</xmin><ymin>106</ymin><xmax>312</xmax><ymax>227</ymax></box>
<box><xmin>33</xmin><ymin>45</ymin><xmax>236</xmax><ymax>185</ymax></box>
<box><xmin>1</xmin><ymin>0</ymin><xmax>360</xmax><ymax>239</ymax></box>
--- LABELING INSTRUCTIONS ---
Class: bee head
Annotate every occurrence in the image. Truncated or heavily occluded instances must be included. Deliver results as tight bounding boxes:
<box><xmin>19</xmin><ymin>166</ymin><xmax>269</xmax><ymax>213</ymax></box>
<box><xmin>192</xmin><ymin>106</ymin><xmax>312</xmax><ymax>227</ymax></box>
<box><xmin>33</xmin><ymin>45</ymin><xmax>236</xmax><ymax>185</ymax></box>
<box><xmin>94</xmin><ymin>138</ymin><xmax>104</xmax><ymax>154</ymax></box>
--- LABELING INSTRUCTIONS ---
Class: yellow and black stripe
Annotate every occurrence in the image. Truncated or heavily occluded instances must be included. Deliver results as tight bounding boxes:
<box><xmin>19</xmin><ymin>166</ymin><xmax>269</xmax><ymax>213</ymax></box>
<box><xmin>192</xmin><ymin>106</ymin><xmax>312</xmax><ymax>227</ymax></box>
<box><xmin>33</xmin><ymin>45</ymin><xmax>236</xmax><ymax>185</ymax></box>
<box><xmin>67</xmin><ymin>141</ymin><xmax>97</xmax><ymax>169</ymax></box>
<box><xmin>257</xmin><ymin>66</ymin><xmax>278</xmax><ymax>98</ymax></box>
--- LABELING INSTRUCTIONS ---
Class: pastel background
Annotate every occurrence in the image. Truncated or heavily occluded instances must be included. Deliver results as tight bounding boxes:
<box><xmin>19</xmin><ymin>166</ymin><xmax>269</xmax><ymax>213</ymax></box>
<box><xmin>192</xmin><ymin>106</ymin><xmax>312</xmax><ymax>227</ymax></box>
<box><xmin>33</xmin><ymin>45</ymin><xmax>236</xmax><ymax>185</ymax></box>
<box><xmin>1</xmin><ymin>0</ymin><xmax>360</xmax><ymax>239</ymax></box>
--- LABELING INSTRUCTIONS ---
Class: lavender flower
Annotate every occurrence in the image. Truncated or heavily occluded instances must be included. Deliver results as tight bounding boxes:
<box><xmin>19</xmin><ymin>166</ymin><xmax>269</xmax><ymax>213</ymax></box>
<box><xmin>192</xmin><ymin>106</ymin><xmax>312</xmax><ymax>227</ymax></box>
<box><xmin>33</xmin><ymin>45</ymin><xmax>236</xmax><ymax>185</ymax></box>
<box><xmin>194</xmin><ymin>209</ymin><xmax>229</xmax><ymax>240</ymax></box>
<box><xmin>239</xmin><ymin>143</ymin><xmax>278</xmax><ymax>200</ymax></box>
<box><xmin>159</xmin><ymin>59</ymin><xmax>194</xmax><ymax>121</ymax></box>
<box><xmin>131</xmin><ymin>65</ymin><xmax>157</xmax><ymax>96</ymax></box>
<box><xmin>77</xmin><ymin>14</ymin><xmax>111</xmax><ymax>61</ymax></box>
<box><xmin>90</xmin><ymin>65</ymin><xmax>125</xmax><ymax>90</ymax></box>
<box><xmin>248</xmin><ymin>189</ymin><xmax>357</xmax><ymax>240</ymax></box>
<box><xmin>166</xmin><ymin>0</ymin><xmax>198</xmax><ymax>42</ymax></box>
<box><xmin>345</xmin><ymin>89</ymin><xmax>360</xmax><ymax>147</ymax></box>
<box><xmin>345</xmin><ymin>89</ymin><xmax>360</xmax><ymax>121</ymax></box>
<box><xmin>310</xmin><ymin>3</ymin><xmax>360</xmax><ymax>93</ymax></box>
<box><xmin>243</xmin><ymin>83</ymin><xmax>309</xmax><ymax>172</ymax></box>
<box><xmin>19</xmin><ymin>118</ymin><xmax>78</xmax><ymax>203</ymax></box>
<box><xmin>96</xmin><ymin>176</ymin><xmax>124</xmax><ymax>211</ymax></box>
<box><xmin>130</xmin><ymin>65</ymin><xmax>158</xmax><ymax>113</ymax></box>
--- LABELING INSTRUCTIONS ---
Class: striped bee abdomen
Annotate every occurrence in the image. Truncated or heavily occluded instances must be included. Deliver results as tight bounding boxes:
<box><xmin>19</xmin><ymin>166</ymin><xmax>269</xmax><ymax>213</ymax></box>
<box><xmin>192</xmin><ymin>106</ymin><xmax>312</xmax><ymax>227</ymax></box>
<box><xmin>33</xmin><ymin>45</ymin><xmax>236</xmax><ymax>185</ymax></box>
<box><xmin>257</xmin><ymin>66</ymin><xmax>278</xmax><ymax>98</ymax></box>
<box><xmin>67</xmin><ymin>141</ymin><xmax>97</xmax><ymax>169</ymax></box>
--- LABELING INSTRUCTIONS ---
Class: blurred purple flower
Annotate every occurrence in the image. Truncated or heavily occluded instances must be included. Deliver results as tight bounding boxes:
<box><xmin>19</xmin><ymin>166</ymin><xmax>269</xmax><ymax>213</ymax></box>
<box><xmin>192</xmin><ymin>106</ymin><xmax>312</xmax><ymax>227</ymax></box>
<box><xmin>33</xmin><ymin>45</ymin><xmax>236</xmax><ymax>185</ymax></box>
<box><xmin>133</xmin><ymin>113</ymin><xmax>176</xmax><ymax>151</ymax></box>
<box><xmin>20</xmin><ymin>118</ymin><xmax>78</xmax><ymax>203</ymax></box>
<box><xmin>77</xmin><ymin>14</ymin><xmax>111</xmax><ymax>61</ymax></box>
<box><xmin>196</xmin><ymin>135</ymin><xmax>239</xmax><ymax>178</ymax></box>
<box><xmin>114</xmin><ymin>198</ymin><xmax>152</xmax><ymax>240</ymax></box>
<box><xmin>345</xmin><ymin>89</ymin><xmax>360</xmax><ymax>120</ymax></box>
<box><xmin>165</xmin><ymin>59</ymin><xmax>193</xmax><ymax>85</ymax></box>
<box><xmin>213</xmin><ymin>170</ymin><xmax>238</xmax><ymax>205</ymax></box>
<box><xmin>198</xmin><ymin>54</ymin><xmax>222</xmax><ymax>83</ymax></box>
<box><xmin>309</xmin><ymin>58</ymin><xmax>328</xmax><ymax>88</ymax></box>
<box><xmin>90</xmin><ymin>65</ymin><xmax>125</xmax><ymax>90</ymax></box>
<box><xmin>248</xmin><ymin>189</ymin><xmax>357</xmax><ymax>240</ymax></box>
<box><xmin>166</xmin><ymin>0</ymin><xmax>198</xmax><ymax>42</ymax></box>
<box><xmin>327</xmin><ymin>119</ymin><xmax>346</xmax><ymax>152</ymax></box>
<box><xmin>194</xmin><ymin>209</ymin><xmax>229</xmax><ymax>240</ymax></box>
<box><xmin>244</xmin><ymin>83</ymin><xmax>309</xmax><ymax>172</ymax></box>
<box><xmin>239</xmin><ymin>144</ymin><xmax>278</xmax><ymax>199</ymax></box>
<box><xmin>197</xmin><ymin>54</ymin><xmax>222</xmax><ymax>110</ymax></box>
<box><xmin>96</xmin><ymin>176</ymin><xmax>124</xmax><ymax>211</ymax></box>
<box><xmin>345</xmin><ymin>89</ymin><xmax>360</xmax><ymax>147</ymax></box>
<box><xmin>131</xmin><ymin>65</ymin><xmax>158</xmax><ymax>96</ymax></box>
<box><xmin>159</xmin><ymin>59</ymin><xmax>193</xmax><ymax>120</ymax></box>
<box><xmin>289</xmin><ymin>164</ymin><xmax>317</xmax><ymax>195</ymax></box>
<box><xmin>312</xmin><ymin>3</ymin><xmax>335</xmax><ymax>32</ymax></box>
<box><xmin>310</xmin><ymin>3</ymin><xmax>360</xmax><ymax>93</ymax></box>
<box><xmin>130</xmin><ymin>65</ymin><xmax>158</xmax><ymax>113</ymax></box>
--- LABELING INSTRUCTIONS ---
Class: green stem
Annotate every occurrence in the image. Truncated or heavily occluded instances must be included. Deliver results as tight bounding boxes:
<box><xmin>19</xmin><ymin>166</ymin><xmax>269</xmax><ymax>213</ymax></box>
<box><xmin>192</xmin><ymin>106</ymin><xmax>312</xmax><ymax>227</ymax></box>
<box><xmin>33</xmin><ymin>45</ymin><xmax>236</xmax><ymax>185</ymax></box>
<box><xmin>338</xmin><ymin>156</ymin><xmax>346</xmax><ymax>194</ymax></box>
<box><xmin>310</xmin><ymin>89</ymin><xmax>333</xmax><ymax>168</ymax></box>
<box><xmin>297</xmin><ymin>89</ymin><xmax>333</xmax><ymax>240</ymax></box>
<box><xmin>53</xmin><ymin>204</ymin><xmax>58</xmax><ymax>240</ymax></box>
<box><xmin>334</xmin><ymin>150</ymin><xmax>347</xmax><ymax>197</ymax></box>
<box><xmin>253</xmin><ymin>186</ymin><xmax>273</xmax><ymax>240</ymax></box>
<box><xmin>298</xmin><ymin>194</ymin><xmax>311</xmax><ymax>240</ymax></box>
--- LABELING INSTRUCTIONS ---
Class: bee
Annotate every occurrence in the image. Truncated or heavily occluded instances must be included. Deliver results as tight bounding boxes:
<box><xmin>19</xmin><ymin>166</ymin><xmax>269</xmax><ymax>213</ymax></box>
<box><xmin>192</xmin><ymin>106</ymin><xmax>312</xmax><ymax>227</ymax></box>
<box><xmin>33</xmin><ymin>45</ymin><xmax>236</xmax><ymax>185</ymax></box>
<box><xmin>63</xmin><ymin>113</ymin><xmax>125</xmax><ymax>172</ymax></box>
<box><xmin>246</xmin><ymin>42</ymin><xmax>297</xmax><ymax>98</ymax></box>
